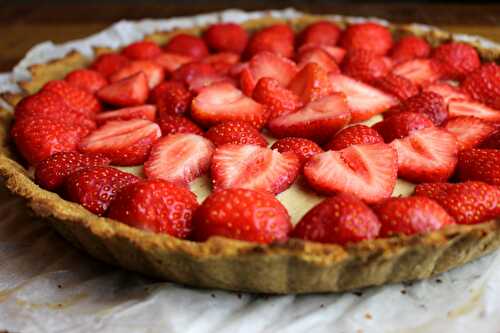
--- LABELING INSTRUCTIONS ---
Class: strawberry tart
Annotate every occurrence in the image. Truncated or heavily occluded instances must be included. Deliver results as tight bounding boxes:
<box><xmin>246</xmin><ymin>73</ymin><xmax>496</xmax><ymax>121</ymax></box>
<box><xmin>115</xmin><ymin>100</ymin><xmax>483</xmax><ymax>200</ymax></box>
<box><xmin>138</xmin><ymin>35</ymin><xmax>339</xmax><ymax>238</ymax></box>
<box><xmin>0</xmin><ymin>11</ymin><xmax>499</xmax><ymax>293</ymax></box>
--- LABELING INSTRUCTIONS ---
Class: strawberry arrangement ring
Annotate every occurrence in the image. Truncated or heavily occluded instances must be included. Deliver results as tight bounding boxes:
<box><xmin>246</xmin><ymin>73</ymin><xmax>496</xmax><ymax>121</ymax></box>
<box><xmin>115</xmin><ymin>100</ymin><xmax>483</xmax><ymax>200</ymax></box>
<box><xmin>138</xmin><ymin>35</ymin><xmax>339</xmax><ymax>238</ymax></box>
<box><xmin>0</xmin><ymin>12</ymin><xmax>499</xmax><ymax>294</ymax></box>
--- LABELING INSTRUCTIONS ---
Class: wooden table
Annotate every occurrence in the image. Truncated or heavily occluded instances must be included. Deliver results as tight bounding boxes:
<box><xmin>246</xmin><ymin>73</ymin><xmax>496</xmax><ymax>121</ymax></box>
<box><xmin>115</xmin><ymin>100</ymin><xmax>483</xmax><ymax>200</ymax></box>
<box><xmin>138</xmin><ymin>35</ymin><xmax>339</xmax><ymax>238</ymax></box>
<box><xmin>0</xmin><ymin>3</ymin><xmax>499</xmax><ymax>72</ymax></box>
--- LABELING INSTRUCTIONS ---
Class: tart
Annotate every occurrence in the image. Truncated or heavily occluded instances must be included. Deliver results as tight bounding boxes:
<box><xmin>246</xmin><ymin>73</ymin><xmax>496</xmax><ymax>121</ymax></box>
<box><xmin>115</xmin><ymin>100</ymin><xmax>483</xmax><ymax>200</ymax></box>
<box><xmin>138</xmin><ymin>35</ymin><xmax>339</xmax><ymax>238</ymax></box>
<box><xmin>1</xmin><ymin>10</ymin><xmax>500</xmax><ymax>294</ymax></box>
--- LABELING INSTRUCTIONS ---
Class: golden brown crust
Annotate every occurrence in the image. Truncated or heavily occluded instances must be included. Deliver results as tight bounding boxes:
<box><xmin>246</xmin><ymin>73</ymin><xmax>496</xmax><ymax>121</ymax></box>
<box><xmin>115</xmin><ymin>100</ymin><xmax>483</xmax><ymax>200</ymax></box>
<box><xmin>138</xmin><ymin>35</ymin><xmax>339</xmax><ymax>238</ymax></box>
<box><xmin>1</xmin><ymin>13</ymin><xmax>499</xmax><ymax>294</ymax></box>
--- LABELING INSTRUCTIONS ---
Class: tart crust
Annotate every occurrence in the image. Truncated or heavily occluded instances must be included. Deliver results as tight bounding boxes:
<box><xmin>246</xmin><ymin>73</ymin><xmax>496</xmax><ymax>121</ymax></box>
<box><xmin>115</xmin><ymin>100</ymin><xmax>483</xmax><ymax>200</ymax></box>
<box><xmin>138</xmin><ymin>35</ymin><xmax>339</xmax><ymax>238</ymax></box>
<box><xmin>1</xmin><ymin>12</ymin><xmax>499</xmax><ymax>294</ymax></box>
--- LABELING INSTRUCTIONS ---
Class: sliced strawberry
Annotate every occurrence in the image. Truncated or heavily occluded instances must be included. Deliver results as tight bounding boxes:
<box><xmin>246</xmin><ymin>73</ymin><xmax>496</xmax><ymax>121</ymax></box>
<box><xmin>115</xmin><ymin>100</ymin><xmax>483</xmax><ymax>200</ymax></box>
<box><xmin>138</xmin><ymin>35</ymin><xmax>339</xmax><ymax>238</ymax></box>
<box><xmin>158</xmin><ymin>114</ymin><xmax>204</xmax><ymax>136</ymax></box>
<box><xmin>206</xmin><ymin>121</ymin><xmax>267</xmax><ymax>147</ymax></box>
<box><xmin>444</xmin><ymin>116</ymin><xmax>495</xmax><ymax>151</ymax></box>
<box><xmin>97</xmin><ymin>72</ymin><xmax>149</xmax><ymax>107</ymax></box>
<box><xmin>424</xmin><ymin>82</ymin><xmax>470</xmax><ymax>104</ymax></box>
<box><xmin>288</xmin><ymin>63</ymin><xmax>333</xmax><ymax>104</ymax></box>
<box><xmin>297</xmin><ymin>44</ymin><xmax>346</xmax><ymax>64</ymax></box>
<box><xmin>342</xmin><ymin>50</ymin><xmax>392</xmax><ymax>83</ymax></box>
<box><xmin>329</xmin><ymin>73</ymin><xmax>398</xmax><ymax>122</ymax></box>
<box><xmin>480</xmin><ymin>129</ymin><xmax>500</xmax><ymax>149</ymax></box>
<box><xmin>268</xmin><ymin>93</ymin><xmax>351</xmax><ymax>143</ymax></box>
<box><xmin>65</xmin><ymin>166</ymin><xmax>140</xmax><ymax>216</ymax></box>
<box><xmin>171</xmin><ymin>62</ymin><xmax>216</xmax><ymax>84</ymax></box>
<box><xmin>90</xmin><ymin>52</ymin><xmax>130</xmax><ymax>78</ymax></box>
<box><xmin>108</xmin><ymin>179</ymin><xmax>199</xmax><ymax>238</ymax></box>
<box><xmin>109</xmin><ymin>60</ymin><xmax>165</xmax><ymax>89</ymax></box>
<box><xmin>291</xmin><ymin>194</ymin><xmax>380</xmax><ymax>245</ymax></box>
<box><xmin>163</xmin><ymin>33</ymin><xmax>209</xmax><ymax>60</ymax></box>
<box><xmin>188</xmin><ymin>72</ymin><xmax>235</xmax><ymax>93</ymax></box>
<box><xmin>65</xmin><ymin>69</ymin><xmax>107</xmax><ymax>94</ymax></box>
<box><xmin>144</xmin><ymin>133</ymin><xmax>214</xmax><ymax>185</ymax></box>
<box><xmin>211</xmin><ymin>144</ymin><xmax>300</xmax><ymax>194</ymax></box>
<box><xmin>456</xmin><ymin>148</ymin><xmax>500</xmax><ymax>186</ymax></box>
<box><xmin>340</xmin><ymin>22</ymin><xmax>393</xmax><ymax>56</ymax></box>
<box><xmin>298</xmin><ymin>21</ymin><xmax>342</xmax><ymax>47</ymax></box>
<box><xmin>252</xmin><ymin>77</ymin><xmax>303</xmax><ymax>120</ymax></box>
<box><xmin>78</xmin><ymin>119</ymin><xmax>161</xmax><ymax>166</ymax></box>
<box><xmin>448</xmin><ymin>99</ymin><xmax>500</xmax><ymax>122</ymax></box>
<box><xmin>296</xmin><ymin>48</ymin><xmax>340</xmax><ymax>73</ymax></box>
<box><xmin>271</xmin><ymin>137</ymin><xmax>323</xmax><ymax>166</ymax></box>
<box><xmin>388</xmin><ymin>91</ymin><xmax>448</xmax><ymax>125</ymax></box>
<box><xmin>202</xmin><ymin>52</ymin><xmax>240</xmax><ymax>73</ymax></box>
<box><xmin>42</xmin><ymin>80</ymin><xmax>102</xmax><ymax>117</ymax></box>
<box><xmin>373</xmin><ymin>111</ymin><xmax>434</xmax><ymax>143</ymax></box>
<box><xmin>192</xmin><ymin>188</ymin><xmax>291</xmax><ymax>244</ymax></box>
<box><xmin>432</xmin><ymin>42</ymin><xmax>480</xmax><ymax>80</ymax></box>
<box><xmin>153</xmin><ymin>52</ymin><xmax>193</xmax><ymax>73</ymax></box>
<box><xmin>415</xmin><ymin>181</ymin><xmax>500</xmax><ymax>224</ymax></box>
<box><xmin>390</xmin><ymin>35</ymin><xmax>431</xmax><ymax>64</ymax></box>
<box><xmin>324</xmin><ymin>124</ymin><xmax>383</xmax><ymax>150</ymax></box>
<box><xmin>122</xmin><ymin>40</ymin><xmax>162</xmax><ymax>60</ymax></box>
<box><xmin>392</xmin><ymin>59</ymin><xmax>443</xmax><ymax>87</ymax></box>
<box><xmin>461</xmin><ymin>63</ymin><xmax>500</xmax><ymax>110</ymax></box>
<box><xmin>95</xmin><ymin>105</ymin><xmax>156</xmax><ymax>125</ymax></box>
<box><xmin>390</xmin><ymin>127</ymin><xmax>458</xmax><ymax>183</ymax></box>
<box><xmin>203</xmin><ymin>23</ymin><xmax>248</xmax><ymax>54</ymax></box>
<box><xmin>246</xmin><ymin>24</ymin><xmax>294</xmax><ymax>59</ymax></box>
<box><xmin>303</xmin><ymin>143</ymin><xmax>398</xmax><ymax>203</ymax></box>
<box><xmin>191</xmin><ymin>82</ymin><xmax>268</xmax><ymax>129</ymax></box>
<box><xmin>35</xmin><ymin>152</ymin><xmax>111</xmax><ymax>190</ymax></box>
<box><xmin>151</xmin><ymin>80</ymin><xmax>192</xmax><ymax>116</ymax></box>
<box><xmin>374</xmin><ymin>196</ymin><xmax>454</xmax><ymax>236</ymax></box>
<box><xmin>374</xmin><ymin>73</ymin><xmax>420</xmax><ymax>101</ymax></box>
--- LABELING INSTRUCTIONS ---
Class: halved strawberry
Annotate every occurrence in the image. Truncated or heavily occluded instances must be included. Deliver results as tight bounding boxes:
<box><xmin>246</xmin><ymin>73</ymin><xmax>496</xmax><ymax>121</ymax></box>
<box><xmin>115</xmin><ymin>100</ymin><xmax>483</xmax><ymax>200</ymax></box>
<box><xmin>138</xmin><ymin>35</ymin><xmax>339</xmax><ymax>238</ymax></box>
<box><xmin>205</xmin><ymin>121</ymin><xmax>267</xmax><ymax>147</ymax></box>
<box><xmin>444</xmin><ymin>116</ymin><xmax>495</xmax><ymax>151</ymax></box>
<box><xmin>152</xmin><ymin>80</ymin><xmax>192</xmax><ymax>116</ymax></box>
<box><xmin>390</xmin><ymin>127</ymin><xmax>458</xmax><ymax>183</ymax></box>
<box><xmin>456</xmin><ymin>148</ymin><xmax>500</xmax><ymax>186</ymax></box>
<box><xmin>239</xmin><ymin>51</ymin><xmax>298</xmax><ymax>96</ymax></box>
<box><xmin>201</xmin><ymin>52</ymin><xmax>240</xmax><ymax>75</ymax></box>
<box><xmin>329</xmin><ymin>73</ymin><xmax>398</xmax><ymax>122</ymax></box>
<box><xmin>171</xmin><ymin>62</ymin><xmax>216</xmax><ymax>84</ymax></box>
<box><xmin>415</xmin><ymin>181</ymin><xmax>500</xmax><ymax>224</ymax></box>
<box><xmin>122</xmin><ymin>40</ymin><xmax>162</xmax><ymax>60</ymax></box>
<box><xmin>268</xmin><ymin>93</ymin><xmax>351</xmax><ymax>143</ymax></box>
<box><xmin>78</xmin><ymin>119</ymin><xmax>161</xmax><ymax>166</ymax></box>
<box><xmin>291</xmin><ymin>194</ymin><xmax>381</xmax><ymax>245</ymax></box>
<box><xmin>373</xmin><ymin>111</ymin><xmax>434</xmax><ymax>143</ymax></box>
<box><xmin>296</xmin><ymin>48</ymin><xmax>340</xmax><ymax>73</ymax></box>
<box><xmin>340</xmin><ymin>22</ymin><xmax>393</xmax><ymax>56</ymax></box>
<box><xmin>153</xmin><ymin>52</ymin><xmax>193</xmax><ymax>73</ymax></box>
<box><xmin>461</xmin><ymin>63</ymin><xmax>500</xmax><ymax>110</ymax></box>
<box><xmin>211</xmin><ymin>144</ymin><xmax>300</xmax><ymax>194</ymax></box>
<box><xmin>42</xmin><ymin>80</ymin><xmax>102</xmax><ymax>117</ymax></box>
<box><xmin>448</xmin><ymin>99</ymin><xmax>500</xmax><ymax>122</ymax></box>
<box><xmin>388</xmin><ymin>91</ymin><xmax>448</xmax><ymax>125</ymax></box>
<box><xmin>252</xmin><ymin>77</ymin><xmax>303</xmax><ymax>120</ymax></box>
<box><xmin>424</xmin><ymin>82</ymin><xmax>470</xmax><ymax>104</ymax></box>
<box><xmin>288</xmin><ymin>63</ymin><xmax>333</xmax><ymax>104</ymax></box>
<box><xmin>192</xmin><ymin>188</ymin><xmax>292</xmax><ymax>244</ymax></box>
<box><xmin>342</xmin><ymin>50</ymin><xmax>392</xmax><ymax>83</ymax></box>
<box><xmin>109</xmin><ymin>60</ymin><xmax>165</xmax><ymax>89</ymax></box>
<box><xmin>144</xmin><ymin>133</ymin><xmax>214</xmax><ymax>185</ymax></box>
<box><xmin>65</xmin><ymin>166</ymin><xmax>140</xmax><ymax>216</ymax></box>
<box><xmin>390</xmin><ymin>35</ymin><xmax>431</xmax><ymax>64</ymax></box>
<box><xmin>65</xmin><ymin>69</ymin><xmax>108</xmax><ymax>94</ymax></box>
<box><xmin>90</xmin><ymin>52</ymin><xmax>130</xmax><ymax>78</ymax></box>
<box><xmin>303</xmin><ymin>143</ymin><xmax>398</xmax><ymax>203</ymax></box>
<box><xmin>297</xmin><ymin>44</ymin><xmax>346</xmax><ymax>64</ymax></box>
<box><xmin>158</xmin><ymin>114</ymin><xmax>204</xmax><ymax>136</ymax></box>
<box><xmin>324</xmin><ymin>124</ymin><xmax>383</xmax><ymax>150</ymax></box>
<box><xmin>163</xmin><ymin>33</ymin><xmax>209</xmax><ymax>60</ymax></box>
<box><xmin>432</xmin><ymin>42</ymin><xmax>480</xmax><ymax>80</ymax></box>
<box><xmin>95</xmin><ymin>105</ymin><xmax>156</xmax><ymax>125</ymax></box>
<box><xmin>246</xmin><ymin>24</ymin><xmax>295</xmax><ymax>59</ymax></box>
<box><xmin>97</xmin><ymin>72</ymin><xmax>149</xmax><ymax>107</ymax></box>
<box><xmin>374</xmin><ymin>73</ymin><xmax>420</xmax><ymax>101</ymax></box>
<box><xmin>298</xmin><ymin>21</ymin><xmax>342</xmax><ymax>48</ymax></box>
<box><xmin>392</xmin><ymin>59</ymin><xmax>443</xmax><ymax>87</ymax></box>
<box><xmin>191</xmin><ymin>82</ymin><xmax>268</xmax><ymax>129</ymax></box>
<box><xmin>203</xmin><ymin>23</ymin><xmax>248</xmax><ymax>54</ymax></box>
<box><xmin>271</xmin><ymin>137</ymin><xmax>323</xmax><ymax>166</ymax></box>
<box><xmin>480</xmin><ymin>129</ymin><xmax>500</xmax><ymax>149</ymax></box>
<box><xmin>188</xmin><ymin>72</ymin><xmax>235</xmax><ymax>93</ymax></box>
<box><xmin>373</xmin><ymin>196</ymin><xmax>454</xmax><ymax>236</ymax></box>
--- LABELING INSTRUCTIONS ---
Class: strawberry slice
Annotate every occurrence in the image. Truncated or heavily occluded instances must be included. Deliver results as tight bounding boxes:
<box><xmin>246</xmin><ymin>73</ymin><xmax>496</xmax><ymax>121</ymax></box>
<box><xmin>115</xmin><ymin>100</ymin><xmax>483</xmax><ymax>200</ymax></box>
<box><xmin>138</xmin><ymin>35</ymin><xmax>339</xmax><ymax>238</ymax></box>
<box><xmin>324</xmin><ymin>124</ymin><xmax>383</xmax><ymax>150</ymax></box>
<box><xmin>386</xmin><ymin>91</ymin><xmax>448</xmax><ymax>126</ymax></box>
<box><xmin>342</xmin><ymin>50</ymin><xmax>392</xmax><ymax>83</ymax></box>
<box><xmin>158</xmin><ymin>114</ymin><xmax>204</xmax><ymax>136</ymax></box>
<box><xmin>90</xmin><ymin>53</ymin><xmax>130</xmax><ymax>78</ymax></box>
<box><xmin>163</xmin><ymin>33</ymin><xmax>209</xmax><ymax>60</ymax></box>
<box><xmin>329</xmin><ymin>73</ymin><xmax>398</xmax><ymax>122</ymax></box>
<box><xmin>246</xmin><ymin>24</ymin><xmax>295</xmax><ymax>59</ymax></box>
<box><xmin>444</xmin><ymin>116</ymin><xmax>495</xmax><ymax>151</ymax></box>
<box><xmin>340</xmin><ymin>22</ymin><xmax>393</xmax><ymax>56</ymax></box>
<box><xmin>271</xmin><ymin>137</ymin><xmax>323</xmax><ymax>166</ymax></box>
<box><xmin>390</xmin><ymin>127</ymin><xmax>458</xmax><ymax>183</ymax></box>
<box><xmin>373</xmin><ymin>111</ymin><xmax>434</xmax><ymax>143</ymax></box>
<box><xmin>203</xmin><ymin>23</ymin><xmax>249</xmax><ymax>54</ymax></box>
<box><xmin>252</xmin><ymin>77</ymin><xmax>303</xmax><ymax>121</ymax></box>
<box><xmin>153</xmin><ymin>52</ymin><xmax>193</xmax><ymax>73</ymax></box>
<box><xmin>188</xmin><ymin>72</ymin><xmax>235</xmax><ymax>93</ymax></box>
<box><xmin>205</xmin><ymin>121</ymin><xmax>267</xmax><ymax>147</ymax></box>
<box><xmin>448</xmin><ymin>99</ymin><xmax>500</xmax><ymax>122</ymax></box>
<box><xmin>288</xmin><ymin>63</ymin><xmax>334</xmax><ymax>104</ymax></box>
<box><xmin>297</xmin><ymin>44</ymin><xmax>346</xmax><ymax>64</ymax></box>
<box><xmin>122</xmin><ymin>40</ymin><xmax>162</xmax><ymax>60</ymax></box>
<box><xmin>424</xmin><ymin>82</ymin><xmax>470</xmax><ymax>104</ymax></box>
<box><xmin>109</xmin><ymin>60</ymin><xmax>165</xmax><ymax>89</ymax></box>
<box><xmin>151</xmin><ymin>81</ymin><xmax>192</xmax><ymax>116</ymax></box>
<box><xmin>456</xmin><ymin>148</ymin><xmax>500</xmax><ymax>186</ymax></box>
<box><xmin>296</xmin><ymin>48</ymin><xmax>340</xmax><ymax>73</ymax></box>
<box><xmin>95</xmin><ymin>105</ymin><xmax>156</xmax><ymax>125</ymax></box>
<box><xmin>79</xmin><ymin>119</ymin><xmax>161</xmax><ymax>166</ymax></box>
<box><xmin>374</xmin><ymin>73</ymin><xmax>420</xmax><ymax>101</ymax></box>
<box><xmin>268</xmin><ymin>93</ymin><xmax>351</xmax><ymax>143</ymax></box>
<box><xmin>42</xmin><ymin>80</ymin><xmax>102</xmax><ymax>117</ymax></box>
<box><xmin>65</xmin><ymin>69</ymin><xmax>107</xmax><ymax>94</ymax></box>
<box><xmin>480</xmin><ymin>129</ymin><xmax>500</xmax><ymax>149</ymax></box>
<box><xmin>390</xmin><ymin>35</ymin><xmax>431</xmax><ymax>64</ymax></box>
<box><xmin>461</xmin><ymin>63</ymin><xmax>500</xmax><ymax>110</ymax></box>
<box><xmin>144</xmin><ymin>133</ymin><xmax>214</xmax><ymax>185</ymax></box>
<box><xmin>415</xmin><ymin>181</ymin><xmax>500</xmax><ymax>225</ymax></box>
<box><xmin>211</xmin><ymin>144</ymin><xmax>300</xmax><ymax>194</ymax></box>
<box><xmin>392</xmin><ymin>59</ymin><xmax>443</xmax><ymax>87</ymax></box>
<box><xmin>191</xmin><ymin>82</ymin><xmax>268</xmax><ymax>129</ymax></box>
<box><xmin>200</xmin><ymin>52</ymin><xmax>240</xmax><ymax>75</ymax></box>
<box><xmin>239</xmin><ymin>51</ymin><xmax>298</xmax><ymax>96</ymax></box>
<box><xmin>171</xmin><ymin>62</ymin><xmax>216</xmax><ymax>84</ymax></box>
<box><xmin>303</xmin><ymin>143</ymin><xmax>398</xmax><ymax>203</ymax></box>
<box><xmin>97</xmin><ymin>72</ymin><xmax>149</xmax><ymax>107</ymax></box>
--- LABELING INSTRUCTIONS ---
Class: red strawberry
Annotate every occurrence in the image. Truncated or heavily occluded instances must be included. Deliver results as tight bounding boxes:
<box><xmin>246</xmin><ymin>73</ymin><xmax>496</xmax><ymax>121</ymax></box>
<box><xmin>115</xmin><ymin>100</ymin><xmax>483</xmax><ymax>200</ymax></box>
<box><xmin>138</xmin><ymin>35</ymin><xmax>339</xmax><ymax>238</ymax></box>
<box><xmin>298</xmin><ymin>44</ymin><xmax>346</xmax><ymax>64</ymax></box>
<box><xmin>122</xmin><ymin>40</ymin><xmax>162</xmax><ymax>60</ymax></box>
<box><xmin>374</xmin><ymin>196</ymin><xmax>454</xmax><ymax>236</ymax></box>
<box><xmin>187</xmin><ymin>72</ymin><xmax>235</xmax><ymax>93</ymax></box>
<box><xmin>90</xmin><ymin>53</ymin><xmax>130</xmax><ymax>78</ymax></box>
<box><xmin>144</xmin><ymin>133</ymin><xmax>214</xmax><ymax>185</ymax></box>
<box><xmin>108</xmin><ymin>179</ymin><xmax>199</xmax><ymax>238</ymax></box>
<box><xmin>456</xmin><ymin>148</ymin><xmax>500</xmax><ymax>186</ymax></box>
<box><xmin>329</xmin><ymin>73</ymin><xmax>398</xmax><ymax>122</ymax></box>
<box><xmin>342</xmin><ymin>50</ymin><xmax>392</xmax><ymax>83</ymax></box>
<box><xmin>192</xmin><ymin>188</ymin><xmax>292</xmax><ymax>244</ymax></box>
<box><xmin>340</xmin><ymin>22</ymin><xmax>393</xmax><ymax>56</ymax></box>
<box><xmin>239</xmin><ymin>51</ymin><xmax>298</xmax><ymax>96</ymax></box>
<box><xmin>252</xmin><ymin>77</ymin><xmax>303</xmax><ymax>120</ymax></box>
<box><xmin>390</xmin><ymin>35</ymin><xmax>431</xmax><ymax>64</ymax></box>
<box><xmin>462</xmin><ymin>63</ymin><xmax>500</xmax><ymax>110</ymax></box>
<box><xmin>95</xmin><ymin>105</ymin><xmax>157</xmax><ymax>125</ymax></box>
<box><xmin>432</xmin><ymin>42</ymin><xmax>480</xmax><ymax>80</ymax></box>
<box><xmin>205</xmin><ymin>121</ymin><xmax>267</xmax><ymax>147</ymax></box>
<box><xmin>268</xmin><ymin>93</ymin><xmax>351</xmax><ymax>143</ymax></box>
<box><xmin>480</xmin><ymin>129</ymin><xmax>500</xmax><ymax>149</ymax></box>
<box><xmin>444</xmin><ymin>117</ymin><xmax>495</xmax><ymax>151</ymax></box>
<box><xmin>153</xmin><ymin>52</ymin><xmax>193</xmax><ymax>73</ymax></box>
<box><xmin>109</xmin><ymin>60</ymin><xmax>165</xmax><ymax>89</ymax></box>
<box><xmin>163</xmin><ymin>33</ymin><xmax>209</xmax><ymax>60</ymax></box>
<box><xmin>65</xmin><ymin>69</ymin><xmax>107</xmax><ymax>94</ymax></box>
<box><xmin>35</xmin><ymin>152</ymin><xmax>111</xmax><ymax>190</ymax></box>
<box><xmin>448</xmin><ymin>99</ymin><xmax>500</xmax><ymax>122</ymax></box>
<box><xmin>373</xmin><ymin>111</ymin><xmax>434</xmax><ymax>143</ymax></box>
<box><xmin>303</xmin><ymin>143</ymin><xmax>398</xmax><ymax>203</ymax></box>
<box><xmin>390</xmin><ymin>127</ymin><xmax>458</xmax><ymax>183</ymax></box>
<box><xmin>152</xmin><ymin>81</ymin><xmax>192</xmax><ymax>116</ymax></box>
<box><xmin>65</xmin><ymin>166</ymin><xmax>139</xmax><ymax>216</ymax></box>
<box><xmin>203</xmin><ymin>23</ymin><xmax>248</xmax><ymax>54</ymax></box>
<box><xmin>288</xmin><ymin>63</ymin><xmax>334</xmax><ymax>104</ymax></box>
<box><xmin>296</xmin><ymin>48</ymin><xmax>340</xmax><ymax>73</ymax></box>
<box><xmin>246</xmin><ymin>24</ymin><xmax>294</xmax><ymax>59</ymax></box>
<box><xmin>79</xmin><ymin>119</ymin><xmax>161</xmax><ymax>166</ymax></box>
<box><xmin>391</xmin><ymin>91</ymin><xmax>448</xmax><ymax>125</ymax></box>
<box><xmin>291</xmin><ymin>194</ymin><xmax>380</xmax><ymax>245</ymax></box>
<box><xmin>97</xmin><ymin>72</ymin><xmax>149</xmax><ymax>107</ymax></box>
<box><xmin>200</xmin><ymin>52</ymin><xmax>240</xmax><ymax>75</ymax></box>
<box><xmin>11</xmin><ymin>117</ymin><xmax>89</xmax><ymax>165</ymax></box>
<box><xmin>324</xmin><ymin>124</ymin><xmax>383</xmax><ymax>150</ymax></box>
<box><xmin>298</xmin><ymin>21</ymin><xmax>342</xmax><ymax>47</ymax></box>
<box><xmin>191</xmin><ymin>82</ymin><xmax>268</xmax><ymax>129</ymax></box>
<box><xmin>392</xmin><ymin>59</ymin><xmax>443</xmax><ymax>87</ymax></box>
<box><xmin>374</xmin><ymin>73</ymin><xmax>420</xmax><ymax>101</ymax></box>
<box><xmin>271</xmin><ymin>137</ymin><xmax>323</xmax><ymax>165</ymax></box>
<box><xmin>424</xmin><ymin>82</ymin><xmax>470</xmax><ymax>104</ymax></box>
<box><xmin>158</xmin><ymin>114</ymin><xmax>204</xmax><ymax>136</ymax></box>
<box><xmin>415</xmin><ymin>181</ymin><xmax>500</xmax><ymax>224</ymax></box>
<box><xmin>171</xmin><ymin>62</ymin><xmax>216</xmax><ymax>84</ymax></box>
<box><xmin>42</xmin><ymin>80</ymin><xmax>102</xmax><ymax>117</ymax></box>
<box><xmin>211</xmin><ymin>144</ymin><xmax>300</xmax><ymax>194</ymax></box>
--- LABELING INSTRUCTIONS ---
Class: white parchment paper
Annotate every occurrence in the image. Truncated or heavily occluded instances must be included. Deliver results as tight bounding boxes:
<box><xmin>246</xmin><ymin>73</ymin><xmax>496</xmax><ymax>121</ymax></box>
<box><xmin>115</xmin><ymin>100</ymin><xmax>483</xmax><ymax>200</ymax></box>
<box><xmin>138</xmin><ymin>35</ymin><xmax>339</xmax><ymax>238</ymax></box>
<box><xmin>1</xmin><ymin>9</ymin><xmax>500</xmax><ymax>333</ymax></box>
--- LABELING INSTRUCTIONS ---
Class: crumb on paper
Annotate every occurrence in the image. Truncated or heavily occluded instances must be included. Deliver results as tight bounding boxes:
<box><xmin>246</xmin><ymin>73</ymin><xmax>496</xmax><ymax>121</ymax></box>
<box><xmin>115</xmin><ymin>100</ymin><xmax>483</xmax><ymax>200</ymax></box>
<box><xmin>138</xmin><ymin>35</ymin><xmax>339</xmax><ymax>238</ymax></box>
<box><xmin>365</xmin><ymin>313</ymin><xmax>372</xmax><ymax>320</ymax></box>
